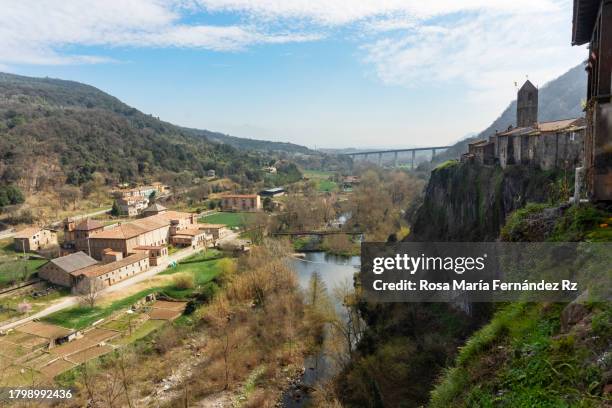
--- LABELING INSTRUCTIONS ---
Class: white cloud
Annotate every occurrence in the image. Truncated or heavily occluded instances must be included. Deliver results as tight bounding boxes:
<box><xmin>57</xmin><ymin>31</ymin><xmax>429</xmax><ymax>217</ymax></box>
<box><xmin>193</xmin><ymin>0</ymin><xmax>559</xmax><ymax>25</ymax></box>
<box><xmin>0</xmin><ymin>0</ymin><xmax>585</xmax><ymax>111</ymax></box>
<box><xmin>0</xmin><ymin>0</ymin><xmax>319</xmax><ymax>65</ymax></box>
<box><xmin>360</xmin><ymin>1</ymin><xmax>585</xmax><ymax>105</ymax></box>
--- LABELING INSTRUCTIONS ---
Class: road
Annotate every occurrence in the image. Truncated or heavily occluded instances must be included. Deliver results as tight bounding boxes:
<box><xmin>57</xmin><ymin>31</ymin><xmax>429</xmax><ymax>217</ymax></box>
<box><xmin>0</xmin><ymin>243</ymin><xmax>211</xmax><ymax>332</ymax></box>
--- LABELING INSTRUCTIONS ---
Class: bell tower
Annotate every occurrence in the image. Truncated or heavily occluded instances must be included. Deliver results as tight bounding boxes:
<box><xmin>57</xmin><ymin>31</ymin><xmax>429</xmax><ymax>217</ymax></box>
<box><xmin>516</xmin><ymin>80</ymin><xmax>538</xmax><ymax>127</ymax></box>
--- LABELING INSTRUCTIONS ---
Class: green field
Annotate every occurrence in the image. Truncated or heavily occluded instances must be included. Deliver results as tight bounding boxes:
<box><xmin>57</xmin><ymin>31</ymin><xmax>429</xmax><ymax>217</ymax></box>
<box><xmin>0</xmin><ymin>238</ymin><xmax>14</xmax><ymax>256</ymax></box>
<box><xmin>199</xmin><ymin>211</ymin><xmax>255</xmax><ymax>229</ymax></box>
<box><xmin>303</xmin><ymin>170</ymin><xmax>338</xmax><ymax>192</ymax></box>
<box><xmin>43</xmin><ymin>250</ymin><xmax>226</xmax><ymax>330</ymax></box>
<box><xmin>0</xmin><ymin>258</ymin><xmax>48</xmax><ymax>287</ymax></box>
<box><xmin>161</xmin><ymin>249</ymin><xmax>225</xmax><ymax>286</ymax></box>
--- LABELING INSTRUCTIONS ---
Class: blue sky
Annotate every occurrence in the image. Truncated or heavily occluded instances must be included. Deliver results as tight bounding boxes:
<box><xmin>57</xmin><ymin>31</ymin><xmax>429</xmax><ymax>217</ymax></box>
<box><xmin>1</xmin><ymin>0</ymin><xmax>586</xmax><ymax>148</ymax></box>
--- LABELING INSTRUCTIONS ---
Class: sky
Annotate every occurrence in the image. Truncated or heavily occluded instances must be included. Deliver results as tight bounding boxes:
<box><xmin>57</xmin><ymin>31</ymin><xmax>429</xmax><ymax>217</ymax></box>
<box><xmin>0</xmin><ymin>0</ymin><xmax>587</xmax><ymax>149</ymax></box>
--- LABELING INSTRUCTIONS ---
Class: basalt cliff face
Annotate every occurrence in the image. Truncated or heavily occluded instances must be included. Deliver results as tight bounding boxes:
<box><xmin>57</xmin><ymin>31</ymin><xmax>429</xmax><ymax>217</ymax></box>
<box><xmin>409</xmin><ymin>161</ymin><xmax>568</xmax><ymax>241</ymax></box>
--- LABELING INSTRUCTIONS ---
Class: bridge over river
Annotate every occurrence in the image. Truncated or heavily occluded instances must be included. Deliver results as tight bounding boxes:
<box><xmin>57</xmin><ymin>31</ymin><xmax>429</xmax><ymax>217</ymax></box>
<box><xmin>342</xmin><ymin>145</ymin><xmax>452</xmax><ymax>168</ymax></box>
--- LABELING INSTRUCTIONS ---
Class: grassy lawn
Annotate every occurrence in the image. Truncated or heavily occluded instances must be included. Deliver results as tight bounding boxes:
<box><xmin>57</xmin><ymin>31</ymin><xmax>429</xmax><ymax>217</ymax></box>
<box><xmin>303</xmin><ymin>170</ymin><xmax>338</xmax><ymax>192</ymax></box>
<box><xmin>199</xmin><ymin>211</ymin><xmax>255</xmax><ymax>229</ymax></box>
<box><xmin>303</xmin><ymin>169</ymin><xmax>334</xmax><ymax>179</ymax></box>
<box><xmin>112</xmin><ymin>319</ymin><xmax>166</xmax><ymax>345</ymax></box>
<box><xmin>0</xmin><ymin>258</ymin><xmax>48</xmax><ymax>287</ymax></box>
<box><xmin>43</xmin><ymin>250</ymin><xmax>226</xmax><ymax>330</ymax></box>
<box><xmin>161</xmin><ymin>249</ymin><xmax>224</xmax><ymax>286</ymax></box>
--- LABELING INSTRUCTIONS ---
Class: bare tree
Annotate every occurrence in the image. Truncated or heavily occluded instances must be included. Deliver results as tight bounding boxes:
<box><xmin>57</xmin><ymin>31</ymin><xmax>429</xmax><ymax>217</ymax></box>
<box><xmin>78</xmin><ymin>279</ymin><xmax>105</xmax><ymax>308</ymax></box>
<box><xmin>329</xmin><ymin>278</ymin><xmax>365</xmax><ymax>368</ymax></box>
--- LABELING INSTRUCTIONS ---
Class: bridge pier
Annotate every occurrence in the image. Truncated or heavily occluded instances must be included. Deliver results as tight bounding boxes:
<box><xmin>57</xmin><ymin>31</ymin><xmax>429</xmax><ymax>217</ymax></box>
<box><xmin>393</xmin><ymin>151</ymin><xmax>398</xmax><ymax>167</ymax></box>
<box><xmin>378</xmin><ymin>152</ymin><xmax>383</xmax><ymax>167</ymax></box>
<box><xmin>431</xmin><ymin>148</ymin><xmax>437</xmax><ymax>162</ymax></box>
<box><xmin>412</xmin><ymin>150</ymin><xmax>416</xmax><ymax>170</ymax></box>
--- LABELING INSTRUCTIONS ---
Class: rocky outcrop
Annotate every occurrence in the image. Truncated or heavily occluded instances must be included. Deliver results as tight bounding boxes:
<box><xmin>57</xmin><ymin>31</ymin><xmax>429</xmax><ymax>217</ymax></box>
<box><xmin>409</xmin><ymin>161</ymin><xmax>567</xmax><ymax>241</ymax></box>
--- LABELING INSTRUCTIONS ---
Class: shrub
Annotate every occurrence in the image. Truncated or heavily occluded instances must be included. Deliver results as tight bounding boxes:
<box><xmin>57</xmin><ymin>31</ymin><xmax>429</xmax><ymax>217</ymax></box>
<box><xmin>173</xmin><ymin>273</ymin><xmax>194</xmax><ymax>290</ymax></box>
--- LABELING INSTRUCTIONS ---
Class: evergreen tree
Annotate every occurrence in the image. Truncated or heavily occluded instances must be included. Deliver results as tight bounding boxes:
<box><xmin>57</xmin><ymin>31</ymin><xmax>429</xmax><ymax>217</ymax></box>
<box><xmin>111</xmin><ymin>199</ymin><xmax>120</xmax><ymax>216</ymax></box>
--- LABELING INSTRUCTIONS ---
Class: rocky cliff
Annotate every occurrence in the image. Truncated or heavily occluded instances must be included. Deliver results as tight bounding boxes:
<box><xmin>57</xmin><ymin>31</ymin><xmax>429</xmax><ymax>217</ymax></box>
<box><xmin>409</xmin><ymin>161</ymin><xmax>570</xmax><ymax>241</ymax></box>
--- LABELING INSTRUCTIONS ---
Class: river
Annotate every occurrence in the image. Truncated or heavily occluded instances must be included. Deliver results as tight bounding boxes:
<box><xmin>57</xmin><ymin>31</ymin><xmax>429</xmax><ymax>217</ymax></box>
<box><xmin>282</xmin><ymin>251</ymin><xmax>360</xmax><ymax>407</ymax></box>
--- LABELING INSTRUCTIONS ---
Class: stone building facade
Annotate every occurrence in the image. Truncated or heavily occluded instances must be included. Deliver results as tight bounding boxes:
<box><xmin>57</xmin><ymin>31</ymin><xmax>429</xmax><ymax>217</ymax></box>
<box><xmin>220</xmin><ymin>194</ymin><xmax>262</xmax><ymax>212</ymax></box>
<box><xmin>462</xmin><ymin>80</ymin><xmax>585</xmax><ymax>170</ymax></box>
<box><xmin>572</xmin><ymin>0</ymin><xmax>612</xmax><ymax>201</ymax></box>
<box><xmin>14</xmin><ymin>227</ymin><xmax>58</xmax><ymax>253</ymax></box>
<box><xmin>72</xmin><ymin>252</ymin><xmax>150</xmax><ymax>294</ymax></box>
<box><xmin>38</xmin><ymin>251</ymin><xmax>99</xmax><ymax>287</ymax></box>
<box><xmin>87</xmin><ymin>211</ymin><xmax>198</xmax><ymax>260</ymax></box>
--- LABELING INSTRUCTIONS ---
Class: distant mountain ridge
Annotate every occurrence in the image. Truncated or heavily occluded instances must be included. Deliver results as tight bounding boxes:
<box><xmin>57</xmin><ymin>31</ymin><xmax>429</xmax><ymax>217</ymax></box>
<box><xmin>182</xmin><ymin>127</ymin><xmax>313</xmax><ymax>154</ymax></box>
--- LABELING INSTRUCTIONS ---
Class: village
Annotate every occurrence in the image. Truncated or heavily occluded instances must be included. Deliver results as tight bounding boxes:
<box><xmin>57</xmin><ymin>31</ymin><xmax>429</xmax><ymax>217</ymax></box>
<box><xmin>0</xmin><ymin>176</ymin><xmax>294</xmax><ymax>385</ymax></box>
<box><xmin>0</xmin><ymin>161</ymin><xmax>375</xmax><ymax>389</ymax></box>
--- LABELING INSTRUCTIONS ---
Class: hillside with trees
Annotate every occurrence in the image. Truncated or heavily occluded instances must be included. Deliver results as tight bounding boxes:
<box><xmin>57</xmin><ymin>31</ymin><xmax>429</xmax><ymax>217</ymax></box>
<box><xmin>0</xmin><ymin>73</ymin><xmax>303</xmax><ymax>196</ymax></box>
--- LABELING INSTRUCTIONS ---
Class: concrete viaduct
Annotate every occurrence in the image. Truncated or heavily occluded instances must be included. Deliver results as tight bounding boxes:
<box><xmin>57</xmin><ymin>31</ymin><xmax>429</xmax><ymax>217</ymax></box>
<box><xmin>342</xmin><ymin>146</ymin><xmax>452</xmax><ymax>169</ymax></box>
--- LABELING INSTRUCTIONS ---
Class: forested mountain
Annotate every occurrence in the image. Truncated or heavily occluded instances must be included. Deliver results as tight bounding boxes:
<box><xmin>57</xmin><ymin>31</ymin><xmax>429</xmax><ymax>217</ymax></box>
<box><xmin>437</xmin><ymin>64</ymin><xmax>587</xmax><ymax>162</ymax></box>
<box><xmin>0</xmin><ymin>73</ymin><xmax>299</xmax><ymax>192</ymax></box>
<box><xmin>185</xmin><ymin>127</ymin><xmax>313</xmax><ymax>154</ymax></box>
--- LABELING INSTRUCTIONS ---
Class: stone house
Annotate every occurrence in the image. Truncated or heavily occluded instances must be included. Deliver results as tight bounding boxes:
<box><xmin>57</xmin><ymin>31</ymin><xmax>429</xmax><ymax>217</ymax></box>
<box><xmin>87</xmin><ymin>211</ymin><xmax>198</xmax><ymax>260</ymax></box>
<box><xmin>466</xmin><ymin>140</ymin><xmax>496</xmax><ymax>165</ymax></box>
<box><xmin>495</xmin><ymin>118</ymin><xmax>585</xmax><ymax>169</ymax></box>
<box><xmin>198</xmin><ymin>223</ymin><xmax>231</xmax><ymax>241</ymax></box>
<box><xmin>112</xmin><ymin>183</ymin><xmax>166</xmax><ymax>200</ymax></box>
<box><xmin>220</xmin><ymin>194</ymin><xmax>262</xmax><ymax>212</ymax></box>
<box><xmin>117</xmin><ymin>195</ymin><xmax>149</xmax><ymax>217</ymax></box>
<box><xmin>71</xmin><ymin>252</ymin><xmax>150</xmax><ymax>294</ymax></box>
<box><xmin>63</xmin><ymin>218</ymin><xmax>104</xmax><ymax>252</ymax></box>
<box><xmin>142</xmin><ymin>203</ymin><xmax>167</xmax><ymax>217</ymax></box>
<box><xmin>14</xmin><ymin>227</ymin><xmax>58</xmax><ymax>253</ymax></box>
<box><xmin>38</xmin><ymin>251</ymin><xmax>99</xmax><ymax>287</ymax></box>
<box><xmin>133</xmin><ymin>245</ymin><xmax>168</xmax><ymax>266</ymax></box>
<box><xmin>170</xmin><ymin>228</ymin><xmax>212</xmax><ymax>248</ymax></box>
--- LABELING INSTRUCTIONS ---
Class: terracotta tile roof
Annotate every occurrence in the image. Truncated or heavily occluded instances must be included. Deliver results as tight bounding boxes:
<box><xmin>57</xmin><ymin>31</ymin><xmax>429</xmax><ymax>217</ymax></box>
<box><xmin>497</xmin><ymin>126</ymin><xmax>535</xmax><ymax>136</ymax></box>
<box><xmin>536</xmin><ymin>118</ymin><xmax>585</xmax><ymax>132</ymax></box>
<box><xmin>143</xmin><ymin>203</ymin><xmax>167</xmax><ymax>212</ymax></box>
<box><xmin>72</xmin><ymin>252</ymin><xmax>148</xmax><ymax>278</ymax></box>
<box><xmin>75</xmin><ymin>219</ymin><xmax>104</xmax><ymax>231</ymax></box>
<box><xmin>89</xmin><ymin>211</ymin><xmax>194</xmax><ymax>240</ymax></box>
<box><xmin>51</xmin><ymin>251</ymin><xmax>98</xmax><ymax>273</ymax></box>
<box><xmin>173</xmin><ymin>228</ymin><xmax>206</xmax><ymax>237</ymax></box>
<box><xmin>14</xmin><ymin>227</ymin><xmax>43</xmax><ymax>239</ymax></box>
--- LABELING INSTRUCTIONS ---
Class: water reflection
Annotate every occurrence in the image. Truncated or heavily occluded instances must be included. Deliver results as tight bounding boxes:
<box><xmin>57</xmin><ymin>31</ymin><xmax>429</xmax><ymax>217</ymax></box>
<box><xmin>282</xmin><ymin>252</ymin><xmax>360</xmax><ymax>407</ymax></box>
